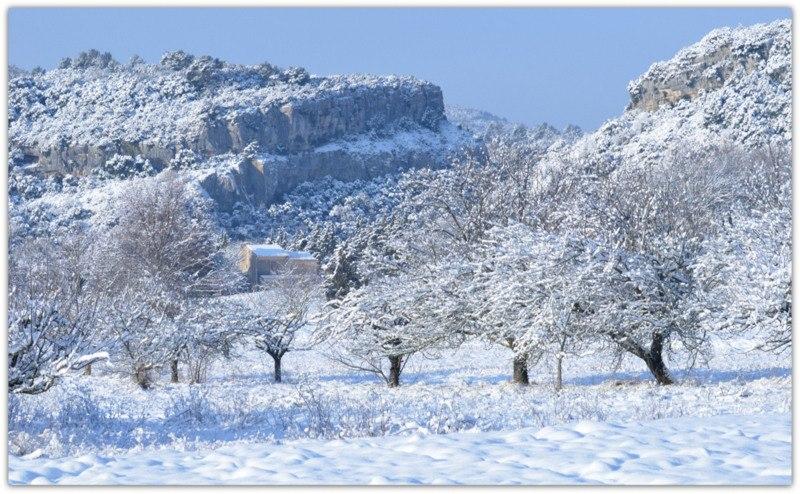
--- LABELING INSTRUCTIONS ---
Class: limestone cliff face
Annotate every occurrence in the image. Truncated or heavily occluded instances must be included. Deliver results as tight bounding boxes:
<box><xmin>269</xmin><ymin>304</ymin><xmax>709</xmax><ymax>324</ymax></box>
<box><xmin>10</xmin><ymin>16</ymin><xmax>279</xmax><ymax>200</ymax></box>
<box><xmin>627</xmin><ymin>19</ymin><xmax>790</xmax><ymax>113</ymax></box>
<box><xmin>198</xmin><ymin>127</ymin><xmax>468</xmax><ymax>210</ymax></box>
<box><xmin>10</xmin><ymin>52</ymin><xmax>469</xmax><ymax>207</ymax></box>
<box><xmin>22</xmin><ymin>80</ymin><xmax>444</xmax><ymax>173</ymax></box>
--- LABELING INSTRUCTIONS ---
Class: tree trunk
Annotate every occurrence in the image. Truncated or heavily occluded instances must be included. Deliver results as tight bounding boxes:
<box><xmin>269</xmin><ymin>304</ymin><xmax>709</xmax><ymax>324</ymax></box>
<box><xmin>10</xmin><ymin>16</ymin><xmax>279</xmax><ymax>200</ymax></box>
<box><xmin>134</xmin><ymin>364</ymin><xmax>153</xmax><ymax>390</ymax></box>
<box><xmin>610</xmin><ymin>330</ymin><xmax>674</xmax><ymax>385</ymax></box>
<box><xmin>273</xmin><ymin>354</ymin><xmax>282</xmax><ymax>383</ymax></box>
<box><xmin>171</xmin><ymin>359</ymin><xmax>179</xmax><ymax>383</ymax></box>
<box><xmin>388</xmin><ymin>355</ymin><xmax>402</xmax><ymax>387</ymax></box>
<box><xmin>555</xmin><ymin>356</ymin><xmax>563</xmax><ymax>391</ymax></box>
<box><xmin>643</xmin><ymin>333</ymin><xmax>673</xmax><ymax>385</ymax></box>
<box><xmin>83</xmin><ymin>363</ymin><xmax>92</xmax><ymax>376</ymax></box>
<box><xmin>513</xmin><ymin>354</ymin><xmax>530</xmax><ymax>385</ymax></box>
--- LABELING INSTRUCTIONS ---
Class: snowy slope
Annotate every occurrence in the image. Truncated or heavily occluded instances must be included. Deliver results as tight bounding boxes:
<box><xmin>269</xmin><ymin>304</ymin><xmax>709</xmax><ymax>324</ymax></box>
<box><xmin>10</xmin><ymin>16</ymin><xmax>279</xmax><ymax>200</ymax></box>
<box><xmin>445</xmin><ymin>104</ymin><xmax>582</xmax><ymax>152</ymax></box>
<box><xmin>9</xmin><ymin>414</ymin><xmax>790</xmax><ymax>485</ymax></box>
<box><xmin>562</xmin><ymin>19</ymin><xmax>790</xmax><ymax>172</ymax></box>
<box><xmin>445</xmin><ymin>105</ymin><xmax>512</xmax><ymax>136</ymax></box>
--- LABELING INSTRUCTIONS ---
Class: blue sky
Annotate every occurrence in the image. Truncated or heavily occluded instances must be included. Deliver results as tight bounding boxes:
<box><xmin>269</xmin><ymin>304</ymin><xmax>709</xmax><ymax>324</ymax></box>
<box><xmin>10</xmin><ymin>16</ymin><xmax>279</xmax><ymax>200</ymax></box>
<box><xmin>8</xmin><ymin>7</ymin><xmax>791</xmax><ymax>130</ymax></box>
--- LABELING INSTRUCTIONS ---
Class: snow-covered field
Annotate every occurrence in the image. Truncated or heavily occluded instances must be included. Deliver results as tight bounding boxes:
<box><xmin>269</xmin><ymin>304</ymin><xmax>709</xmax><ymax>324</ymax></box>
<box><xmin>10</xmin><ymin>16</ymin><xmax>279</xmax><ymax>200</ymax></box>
<box><xmin>9</xmin><ymin>414</ymin><xmax>790</xmax><ymax>485</ymax></box>
<box><xmin>8</xmin><ymin>337</ymin><xmax>791</xmax><ymax>485</ymax></box>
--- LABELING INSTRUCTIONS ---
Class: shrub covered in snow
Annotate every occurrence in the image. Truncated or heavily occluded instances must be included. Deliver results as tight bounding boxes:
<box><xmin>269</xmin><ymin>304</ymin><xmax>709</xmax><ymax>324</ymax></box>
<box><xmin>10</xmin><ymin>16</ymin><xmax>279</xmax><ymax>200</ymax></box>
<box><xmin>95</xmin><ymin>154</ymin><xmax>157</xmax><ymax>179</ymax></box>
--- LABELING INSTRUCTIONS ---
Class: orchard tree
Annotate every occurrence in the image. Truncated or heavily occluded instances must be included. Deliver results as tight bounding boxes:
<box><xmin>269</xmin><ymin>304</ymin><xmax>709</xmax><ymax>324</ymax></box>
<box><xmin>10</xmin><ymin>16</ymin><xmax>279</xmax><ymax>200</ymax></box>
<box><xmin>470</xmin><ymin>224</ymin><xmax>603</xmax><ymax>386</ymax></box>
<box><xmin>180</xmin><ymin>302</ymin><xmax>240</xmax><ymax>384</ymax></box>
<box><xmin>97</xmin><ymin>171</ymin><xmax>242</xmax><ymax>387</ymax></box>
<box><xmin>8</xmin><ymin>232</ymin><xmax>108</xmax><ymax>394</ymax></box>
<box><xmin>315</xmin><ymin>274</ymin><xmax>459</xmax><ymax>387</ymax></box>
<box><xmin>695</xmin><ymin>183</ymin><xmax>791</xmax><ymax>354</ymax></box>
<box><xmin>390</xmin><ymin>158</ymin><xmax>502</xmax><ymax>261</ymax></box>
<box><xmin>100</xmin><ymin>282</ymin><xmax>176</xmax><ymax>388</ymax></box>
<box><xmin>231</xmin><ymin>271</ymin><xmax>320</xmax><ymax>383</ymax></box>
<box><xmin>581</xmin><ymin>143</ymin><xmax>750</xmax><ymax>384</ymax></box>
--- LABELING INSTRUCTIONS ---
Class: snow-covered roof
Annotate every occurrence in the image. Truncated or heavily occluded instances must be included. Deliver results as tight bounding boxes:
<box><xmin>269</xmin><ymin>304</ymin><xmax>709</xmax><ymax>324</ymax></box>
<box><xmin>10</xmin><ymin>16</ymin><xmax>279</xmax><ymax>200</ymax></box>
<box><xmin>246</xmin><ymin>243</ymin><xmax>315</xmax><ymax>260</ymax></box>
<box><xmin>247</xmin><ymin>244</ymin><xmax>287</xmax><ymax>257</ymax></box>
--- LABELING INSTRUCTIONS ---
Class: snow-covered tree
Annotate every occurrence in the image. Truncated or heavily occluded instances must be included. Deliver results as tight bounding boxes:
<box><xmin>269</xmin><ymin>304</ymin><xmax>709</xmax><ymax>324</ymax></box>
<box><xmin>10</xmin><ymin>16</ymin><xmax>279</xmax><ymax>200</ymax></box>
<box><xmin>324</xmin><ymin>242</ymin><xmax>362</xmax><ymax>301</ymax></box>
<box><xmin>96</xmin><ymin>154</ymin><xmax>156</xmax><ymax>180</ymax></box>
<box><xmin>579</xmin><ymin>144</ymin><xmax>750</xmax><ymax>384</ymax></box>
<box><xmin>315</xmin><ymin>274</ymin><xmax>459</xmax><ymax>387</ymax></box>
<box><xmin>168</xmin><ymin>148</ymin><xmax>199</xmax><ymax>171</ymax></box>
<box><xmin>177</xmin><ymin>300</ymin><xmax>241</xmax><ymax>384</ymax></box>
<box><xmin>96</xmin><ymin>172</ymin><xmax>243</xmax><ymax>387</ymax></box>
<box><xmin>229</xmin><ymin>272</ymin><xmax>320</xmax><ymax>383</ymax></box>
<box><xmin>8</xmin><ymin>233</ymin><xmax>107</xmax><ymax>394</ymax></box>
<box><xmin>468</xmin><ymin>224</ymin><xmax>604</xmax><ymax>386</ymax></box>
<box><xmin>99</xmin><ymin>281</ymin><xmax>175</xmax><ymax>388</ymax></box>
<box><xmin>58</xmin><ymin>49</ymin><xmax>118</xmax><ymax>70</ymax></box>
<box><xmin>695</xmin><ymin>183</ymin><xmax>791</xmax><ymax>354</ymax></box>
<box><xmin>160</xmin><ymin>50</ymin><xmax>195</xmax><ymax>71</ymax></box>
<box><xmin>281</xmin><ymin>66</ymin><xmax>310</xmax><ymax>85</ymax></box>
<box><xmin>186</xmin><ymin>55</ymin><xmax>224</xmax><ymax>89</ymax></box>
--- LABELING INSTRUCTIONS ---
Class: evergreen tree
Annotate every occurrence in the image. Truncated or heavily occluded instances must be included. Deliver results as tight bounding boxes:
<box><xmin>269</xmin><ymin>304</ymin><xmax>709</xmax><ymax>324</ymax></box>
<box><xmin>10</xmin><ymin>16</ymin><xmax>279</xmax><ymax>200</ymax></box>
<box><xmin>324</xmin><ymin>243</ymin><xmax>361</xmax><ymax>301</ymax></box>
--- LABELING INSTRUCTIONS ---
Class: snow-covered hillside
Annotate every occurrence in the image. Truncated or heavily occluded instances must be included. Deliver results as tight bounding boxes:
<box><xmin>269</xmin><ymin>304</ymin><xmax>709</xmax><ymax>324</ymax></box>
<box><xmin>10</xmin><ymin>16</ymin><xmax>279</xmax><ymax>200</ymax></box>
<box><xmin>446</xmin><ymin>104</ymin><xmax>582</xmax><ymax>153</ymax></box>
<box><xmin>10</xmin><ymin>51</ymin><xmax>446</xmax><ymax>164</ymax></box>
<box><xmin>445</xmin><ymin>105</ymin><xmax>512</xmax><ymax>135</ymax></box>
<box><xmin>9</xmin><ymin>50</ymin><xmax>476</xmax><ymax>209</ymax></box>
<box><xmin>564</xmin><ymin>19</ymin><xmax>790</xmax><ymax>172</ymax></box>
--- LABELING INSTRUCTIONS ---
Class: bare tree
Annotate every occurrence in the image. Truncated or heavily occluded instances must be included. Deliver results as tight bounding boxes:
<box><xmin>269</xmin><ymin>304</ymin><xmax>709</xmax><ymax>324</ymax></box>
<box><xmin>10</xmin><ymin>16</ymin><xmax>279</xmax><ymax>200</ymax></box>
<box><xmin>580</xmin><ymin>142</ymin><xmax>755</xmax><ymax>384</ymax></box>
<box><xmin>96</xmin><ymin>171</ymin><xmax>243</xmax><ymax>387</ymax></box>
<box><xmin>231</xmin><ymin>270</ymin><xmax>320</xmax><ymax>383</ymax></box>
<box><xmin>314</xmin><ymin>274</ymin><xmax>459</xmax><ymax>387</ymax></box>
<box><xmin>695</xmin><ymin>182</ymin><xmax>791</xmax><ymax>355</ymax></box>
<box><xmin>8</xmin><ymin>233</ymin><xmax>107</xmax><ymax>394</ymax></box>
<box><xmin>467</xmin><ymin>224</ymin><xmax>602</xmax><ymax>386</ymax></box>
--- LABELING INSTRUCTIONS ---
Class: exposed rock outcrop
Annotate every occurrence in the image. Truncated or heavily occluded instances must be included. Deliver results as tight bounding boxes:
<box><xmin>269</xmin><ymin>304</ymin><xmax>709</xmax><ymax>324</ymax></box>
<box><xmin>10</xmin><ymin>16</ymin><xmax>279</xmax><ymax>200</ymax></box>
<box><xmin>555</xmin><ymin>19</ymin><xmax>791</xmax><ymax>176</ymax></box>
<box><xmin>197</xmin><ymin>125</ymin><xmax>473</xmax><ymax>209</ymax></box>
<box><xmin>627</xmin><ymin>19</ymin><xmax>790</xmax><ymax>113</ymax></box>
<box><xmin>9</xmin><ymin>52</ymin><xmax>472</xmax><ymax>208</ymax></box>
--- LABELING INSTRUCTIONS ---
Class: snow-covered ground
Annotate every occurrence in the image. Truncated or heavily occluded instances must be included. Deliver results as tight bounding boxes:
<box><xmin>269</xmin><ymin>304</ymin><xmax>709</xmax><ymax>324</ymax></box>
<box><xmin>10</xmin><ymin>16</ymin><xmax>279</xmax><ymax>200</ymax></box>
<box><xmin>9</xmin><ymin>414</ymin><xmax>790</xmax><ymax>485</ymax></box>
<box><xmin>8</xmin><ymin>337</ymin><xmax>791</xmax><ymax>485</ymax></box>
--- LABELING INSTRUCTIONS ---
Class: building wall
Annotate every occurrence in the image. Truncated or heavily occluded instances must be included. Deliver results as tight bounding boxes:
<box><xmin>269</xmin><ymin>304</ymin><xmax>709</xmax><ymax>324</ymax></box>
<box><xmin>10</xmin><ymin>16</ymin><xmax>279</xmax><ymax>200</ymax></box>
<box><xmin>289</xmin><ymin>259</ymin><xmax>319</xmax><ymax>274</ymax></box>
<box><xmin>239</xmin><ymin>246</ymin><xmax>320</xmax><ymax>286</ymax></box>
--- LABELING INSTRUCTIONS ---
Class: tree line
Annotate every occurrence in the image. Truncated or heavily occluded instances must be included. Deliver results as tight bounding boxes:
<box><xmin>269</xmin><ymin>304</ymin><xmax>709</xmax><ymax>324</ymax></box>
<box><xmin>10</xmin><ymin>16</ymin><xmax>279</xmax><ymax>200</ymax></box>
<box><xmin>8</xmin><ymin>137</ymin><xmax>791</xmax><ymax>393</ymax></box>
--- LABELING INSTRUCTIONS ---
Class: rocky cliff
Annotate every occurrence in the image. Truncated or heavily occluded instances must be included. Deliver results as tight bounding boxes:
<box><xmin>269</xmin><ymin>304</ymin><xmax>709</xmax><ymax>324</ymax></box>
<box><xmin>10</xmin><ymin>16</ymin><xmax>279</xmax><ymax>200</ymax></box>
<box><xmin>197</xmin><ymin>124</ymin><xmax>472</xmax><ymax>209</ymax></box>
<box><xmin>557</xmin><ymin>19</ymin><xmax>791</xmax><ymax>174</ymax></box>
<box><xmin>627</xmin><ymin>20</ymin><xmax>790</xmax><ymax>114</ymax></box>
<box><xmin>9</xmin><ymin>50</ymin><xmax>473</xmax><ymax>208</ymax></box>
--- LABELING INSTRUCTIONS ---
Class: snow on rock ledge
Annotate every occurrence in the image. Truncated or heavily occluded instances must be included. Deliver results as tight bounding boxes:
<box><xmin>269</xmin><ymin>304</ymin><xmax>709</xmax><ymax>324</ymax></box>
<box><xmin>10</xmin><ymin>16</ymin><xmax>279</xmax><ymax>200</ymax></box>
<box><xmin>555</xmin><ymin>18</ymin><xmax>791</xmax><ymax>175</ymax></box>
<box><xmin>9</xmin><ymin>52</ymin><xmax>477</xmax><ymax>209</ymax></box>
<box><xmin>196</xmin><ymin>121</ymin><xmax>475</xmax><ymax>209</ymax></box>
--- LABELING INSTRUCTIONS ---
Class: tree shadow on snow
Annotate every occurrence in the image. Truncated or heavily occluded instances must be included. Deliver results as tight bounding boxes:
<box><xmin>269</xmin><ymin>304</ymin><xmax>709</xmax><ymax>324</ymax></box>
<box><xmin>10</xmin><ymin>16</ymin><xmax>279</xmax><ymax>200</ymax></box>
<box><xmin>566</xmin><ymin>366</ymin><xmax>790</xmax><ymax>387</ymax></box>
